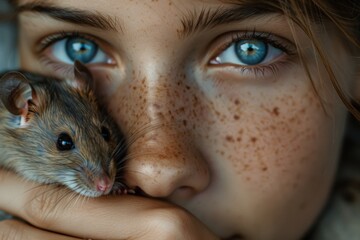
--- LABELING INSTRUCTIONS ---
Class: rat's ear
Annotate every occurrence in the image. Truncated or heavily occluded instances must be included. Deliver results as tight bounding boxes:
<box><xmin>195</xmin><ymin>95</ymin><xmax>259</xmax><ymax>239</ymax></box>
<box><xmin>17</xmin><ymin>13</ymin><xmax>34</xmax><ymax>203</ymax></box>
<box><xmin>72</xmin><ymin>60</ymin><xmax>95</xmax><ymax>90</ymax></box>
<box><xmin>0</xmin><ymin>72</ymin><xmax>34</xmax><ymax>116</ymax></box>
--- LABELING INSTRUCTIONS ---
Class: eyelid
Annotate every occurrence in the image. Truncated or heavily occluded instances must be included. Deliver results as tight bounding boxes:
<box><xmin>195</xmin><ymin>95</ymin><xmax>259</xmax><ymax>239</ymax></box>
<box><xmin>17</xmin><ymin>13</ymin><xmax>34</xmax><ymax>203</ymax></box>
<box><xmin>207</xmin><ymin>30</ymin><xmax>297</xmax><ymax>66</ymax></box>
<box><xmin>36</xmin><ymin>31</ymin><xmax>87</xmax><ymax>52</ymax></box>
<box><xmin>35</xmin><ymin>31</ymin><xmax>117</xmax><ymax>65</ymax></box>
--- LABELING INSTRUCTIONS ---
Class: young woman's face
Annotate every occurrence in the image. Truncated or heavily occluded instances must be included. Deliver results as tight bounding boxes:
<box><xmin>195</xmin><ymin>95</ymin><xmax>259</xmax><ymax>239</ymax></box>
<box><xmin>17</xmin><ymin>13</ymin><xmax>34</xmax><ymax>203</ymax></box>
<box><xmin>16</xmin><ymin>0</ymin><xmax>358</xmax><ymax>239</ymax></box>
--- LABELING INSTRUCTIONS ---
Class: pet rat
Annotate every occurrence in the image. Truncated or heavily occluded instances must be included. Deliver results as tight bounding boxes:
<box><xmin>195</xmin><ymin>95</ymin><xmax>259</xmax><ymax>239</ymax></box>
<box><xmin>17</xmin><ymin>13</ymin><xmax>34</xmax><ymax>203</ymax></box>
<box><xmin>0</xmin><ymin>61</ymin><xmax>127</xmax><ymax>198</ymax></box>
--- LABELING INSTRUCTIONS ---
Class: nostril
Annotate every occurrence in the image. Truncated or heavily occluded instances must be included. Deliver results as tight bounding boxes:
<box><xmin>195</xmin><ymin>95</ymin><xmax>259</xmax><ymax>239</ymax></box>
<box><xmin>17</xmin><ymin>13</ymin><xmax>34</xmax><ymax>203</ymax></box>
<box><xmin>132</xmin><ymin>186</ymin><xmax>148</xmax><ymax>196</ymax></box>
<box><xmin>95</xmin><ymin>176</ymin><xmax>113</xmax><ymax>193</ymax></box>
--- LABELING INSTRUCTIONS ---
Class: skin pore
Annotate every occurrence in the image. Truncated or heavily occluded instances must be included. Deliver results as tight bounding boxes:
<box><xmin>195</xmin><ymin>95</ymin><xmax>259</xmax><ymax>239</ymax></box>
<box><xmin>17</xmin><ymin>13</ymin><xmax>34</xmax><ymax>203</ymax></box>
<box><xmin>2</xmin><ymin>0</ymin><xmax>359</xmax><ymax>239</ymax></box>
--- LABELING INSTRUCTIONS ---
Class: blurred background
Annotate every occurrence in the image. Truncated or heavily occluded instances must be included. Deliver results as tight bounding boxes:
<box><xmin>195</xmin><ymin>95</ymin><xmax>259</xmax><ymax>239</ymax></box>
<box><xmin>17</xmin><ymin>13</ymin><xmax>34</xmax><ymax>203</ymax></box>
<box><xmin>0</xmin><ymin>0</ymin><xmax>18</xmax><ymax>72</ymax></box>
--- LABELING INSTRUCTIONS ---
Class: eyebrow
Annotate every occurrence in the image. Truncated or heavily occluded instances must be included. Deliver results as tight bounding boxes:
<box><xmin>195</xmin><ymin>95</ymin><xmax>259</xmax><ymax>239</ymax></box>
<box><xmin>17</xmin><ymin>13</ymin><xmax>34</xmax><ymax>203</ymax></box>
<box><xmin>179</xmin><ymin>4</ymin><xmax>282</xmax><ymax>38</ymax></box>
<box><xmin>16</xmin><ymin>2</ymin><xmax>121</xmax><ymax>32</ymax></box>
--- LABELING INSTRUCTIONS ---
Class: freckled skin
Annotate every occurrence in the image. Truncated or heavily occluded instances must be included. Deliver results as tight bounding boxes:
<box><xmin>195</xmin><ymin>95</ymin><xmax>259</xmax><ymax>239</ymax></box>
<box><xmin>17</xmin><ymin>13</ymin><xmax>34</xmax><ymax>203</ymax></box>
<box><xmin>17</xmin><ymin>0</ymin><xmax>358</xmax><ymax>239</ymax></box>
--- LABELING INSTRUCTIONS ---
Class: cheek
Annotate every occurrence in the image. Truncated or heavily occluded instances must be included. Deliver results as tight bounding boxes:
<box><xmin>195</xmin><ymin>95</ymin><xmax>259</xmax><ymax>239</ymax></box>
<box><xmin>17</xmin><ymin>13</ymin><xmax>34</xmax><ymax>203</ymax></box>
<box><xmin>196</xmin><ymin>75</ymin><xmax>347</xmax><ymax>235</ymax></box>
<box><xmin>201</xmin><ymin>88</ymin><xmax>334</xmax><ymax>189</ymax></box>
<box><xmin>194</xmin><ymin>65</ymin><xmax>344</xmax><ymax>185</ymax></box>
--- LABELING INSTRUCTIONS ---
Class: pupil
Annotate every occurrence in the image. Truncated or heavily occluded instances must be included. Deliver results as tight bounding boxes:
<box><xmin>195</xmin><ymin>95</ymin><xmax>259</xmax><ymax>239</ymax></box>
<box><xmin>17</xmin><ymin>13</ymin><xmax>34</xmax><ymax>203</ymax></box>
<box><xmin>57</xmin><ymin>133</ymin><xmax>75</xmax><ymax>151</ymax></box>
<box><xmin>235</xmin><ymin>40</ymin><xmax>267</xmax><ymax>65</ymax></box>
<box><xmin>66</xmin><ymin>37</ymin><xmax>98</xmax><ymax>63</ymax></box>
<box><xmin>101</xmin><ymin>127</ymin><xmax>111</xmax><ymax>142</ymax></box>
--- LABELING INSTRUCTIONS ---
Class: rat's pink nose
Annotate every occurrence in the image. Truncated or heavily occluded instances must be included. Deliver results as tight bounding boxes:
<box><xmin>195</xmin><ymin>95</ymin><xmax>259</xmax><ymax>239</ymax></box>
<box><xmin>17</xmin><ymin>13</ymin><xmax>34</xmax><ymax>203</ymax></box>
<box><xmin>95</xmin><ymin>176</ymin><xmax>113</xmax><ymax>194</ymax></box>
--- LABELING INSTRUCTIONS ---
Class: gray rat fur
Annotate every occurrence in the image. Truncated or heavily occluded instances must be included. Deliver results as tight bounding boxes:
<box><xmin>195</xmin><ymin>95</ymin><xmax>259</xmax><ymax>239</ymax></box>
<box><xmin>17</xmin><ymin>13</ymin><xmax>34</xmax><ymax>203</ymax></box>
<box><xmin>0</xmin><ymin>62</ymin><xmax>126</xmax><ymax>197</ymax></box>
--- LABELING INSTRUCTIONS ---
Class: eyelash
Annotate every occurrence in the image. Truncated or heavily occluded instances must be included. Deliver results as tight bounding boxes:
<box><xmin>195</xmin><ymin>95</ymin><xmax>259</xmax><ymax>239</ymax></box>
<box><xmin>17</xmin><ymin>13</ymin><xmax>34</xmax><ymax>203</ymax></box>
<box><xmin>36</xmin><ymin>31</ymin><xmax>115</xmax><ymax>78</ymax></box>
<box><xmin>37</xmin><ymin>31</ymin><xmax>94</xmax><ymax>52</ymax></box>
<box><xmin>208</xmin><ymin>30</ymin><xmax>297</xmax><ymax>77</ymax></box>
<box><xmin>35</xmin><ymin>30</ymin><xmax>296</xmax><ymax>80</ymax></box>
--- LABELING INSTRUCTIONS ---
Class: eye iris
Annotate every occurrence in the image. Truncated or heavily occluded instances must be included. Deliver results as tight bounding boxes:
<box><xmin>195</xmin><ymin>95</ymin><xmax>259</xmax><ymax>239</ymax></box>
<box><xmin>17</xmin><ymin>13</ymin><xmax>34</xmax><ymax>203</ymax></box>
<box><xmin>57</xmin><ymin>133</ymin><xmax>75</xmax><ymax>151</ymax></box>
<box><xmin>101</xmin><ymin>127</ymin><xmax>110</xmax><ymax>142</ymax></box>
<box><xmin>235</xmin><ymin>40</ymin><xmax>268</xmax><ymax>65</ymax></box>
<box><xmin>65</xmin><ymin>37</ymin><xmax>98</xmax><ymax>63</ymax></box>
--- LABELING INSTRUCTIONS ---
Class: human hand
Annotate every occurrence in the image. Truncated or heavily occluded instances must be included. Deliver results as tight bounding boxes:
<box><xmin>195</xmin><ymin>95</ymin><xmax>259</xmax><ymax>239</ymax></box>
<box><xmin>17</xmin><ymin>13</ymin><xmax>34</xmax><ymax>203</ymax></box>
<box><xmin>0</xmin><ymin>169</ymin><xmax>219</xmax><ymax>240</ymax></box>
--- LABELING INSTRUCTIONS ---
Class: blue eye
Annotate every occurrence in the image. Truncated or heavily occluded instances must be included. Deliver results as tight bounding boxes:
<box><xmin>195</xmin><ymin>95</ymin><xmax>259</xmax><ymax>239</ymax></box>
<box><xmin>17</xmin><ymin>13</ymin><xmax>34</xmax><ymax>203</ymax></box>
<box><xmin>212</xmin><ymin>38</ymin><xmax>284</xmax><ymax>66</ymax></box>
<box><xmin>235</xmin><ymin>40</ymin><xmax>268</xmax><ymax>65</ymax></box>
<box><xmin>49</xmin><ymin>36</ymin><xmax>111</xmax><ymax>64</ymax></box>
<box><xmin>66</xmin><ymin>37</ymin><xmax>98</xmax><ymax>63</ymax></box>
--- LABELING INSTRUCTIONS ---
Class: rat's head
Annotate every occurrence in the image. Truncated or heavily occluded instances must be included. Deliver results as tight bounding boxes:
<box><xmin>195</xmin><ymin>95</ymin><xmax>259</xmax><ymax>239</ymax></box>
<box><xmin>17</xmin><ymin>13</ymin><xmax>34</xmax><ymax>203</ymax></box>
<box><xmin>0</xmin><ymin>62</ymin><xmax>124</xmax><ymax>197</ymax></box>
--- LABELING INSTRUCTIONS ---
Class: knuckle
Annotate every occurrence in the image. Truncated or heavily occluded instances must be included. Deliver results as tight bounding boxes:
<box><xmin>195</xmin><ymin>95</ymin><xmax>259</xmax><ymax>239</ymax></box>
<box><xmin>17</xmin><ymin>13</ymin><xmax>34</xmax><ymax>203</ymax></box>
<box><xmin>0</xmin><ymin>220</ymin><xmax>24</xmax><ymax>240</ymax></box>
<box><xmin>147</xmin><ymin>207</ymin><xmax>193</xmax><ymax>238</ymax></box>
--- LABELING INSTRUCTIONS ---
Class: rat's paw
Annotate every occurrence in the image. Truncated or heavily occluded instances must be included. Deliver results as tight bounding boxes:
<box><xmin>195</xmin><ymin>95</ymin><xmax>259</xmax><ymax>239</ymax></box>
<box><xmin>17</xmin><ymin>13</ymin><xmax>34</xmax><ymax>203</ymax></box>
<box><xmin>111</xmin><ymin>183</ymin><xmax>135</xmax><ymax>195</ymax></box>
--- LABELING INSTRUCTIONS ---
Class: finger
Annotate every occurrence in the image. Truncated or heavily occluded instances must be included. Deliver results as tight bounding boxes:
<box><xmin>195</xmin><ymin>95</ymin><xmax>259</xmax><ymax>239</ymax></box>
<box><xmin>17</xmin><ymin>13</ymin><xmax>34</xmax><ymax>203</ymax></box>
<box><xmin>0</xmin><ymin>219</ymin><xmax>81</xmax><ymax>240</ymax></box>
<box><xmin>0</xmin><ymin>169</ymin><xmax>217</xmax><ymax>240</ymax></box>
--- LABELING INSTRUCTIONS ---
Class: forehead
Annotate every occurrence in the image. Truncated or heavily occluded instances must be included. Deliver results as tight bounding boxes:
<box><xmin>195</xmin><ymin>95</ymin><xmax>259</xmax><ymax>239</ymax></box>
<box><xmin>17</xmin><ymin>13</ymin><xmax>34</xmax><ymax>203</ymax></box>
<box><xmin>15</xmin><ymin>0</ymin><xmax>287</xmax><ymax>41</ymax></box>
<box><xmin>14</xmin><ymin>0</ymin><xmax>284</xmax><ymax>17</ymax></box>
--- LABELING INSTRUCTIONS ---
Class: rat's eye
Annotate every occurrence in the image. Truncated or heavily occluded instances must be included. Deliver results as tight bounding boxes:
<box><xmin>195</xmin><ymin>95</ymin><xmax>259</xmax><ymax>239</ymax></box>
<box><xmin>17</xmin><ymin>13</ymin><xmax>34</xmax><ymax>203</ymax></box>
<box><xmin>57</xmin><ymin>133</ymin><xmax>75</xmax><ymax>151</ymax></box>
<box><xmin>101</xmin><ymin>126</ymin><xmax>111</xmax><ymax>142</ymax></box>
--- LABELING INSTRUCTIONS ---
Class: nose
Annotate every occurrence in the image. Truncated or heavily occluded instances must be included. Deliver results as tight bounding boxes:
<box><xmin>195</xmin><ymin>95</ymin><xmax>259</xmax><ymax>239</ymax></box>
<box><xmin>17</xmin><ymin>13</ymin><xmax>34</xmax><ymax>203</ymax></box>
<box><xmin>125</xmin><ymin>125</ymin><xmax>210</xmax><ymax>199</ymax></box>
<box><xmin>112</xmin><ymin>70</ymin><xmax>211</xmax><ymax>199</ymax></box>
<box><xmin>94</xmin><ymin>174</ymin><xmax>113</xmax><ymax>195</ymax></box>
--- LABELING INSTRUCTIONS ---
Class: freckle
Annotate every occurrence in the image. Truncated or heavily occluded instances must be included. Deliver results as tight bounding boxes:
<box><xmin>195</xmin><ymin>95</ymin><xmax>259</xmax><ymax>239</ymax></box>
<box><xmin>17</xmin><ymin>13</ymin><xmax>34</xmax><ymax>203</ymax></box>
<box><xmin>262</xmin><ymin>166</ymin><xmax>268</xmax><ymax>172</ymax></box>
<box><xmin>185</xmin><ymin>85</ymin><xmax>191</xmax><ymax>90</ymax></box>
<box><xmin>273</xmin><ymin>107</ymin><xmax>280</xmax><ymax>116</ymax></box>
<box><xmin>133</xmin><ymin>86</ymin><xmax>137</xmax><ymax>90</ymax></box>
<box><xmin>226</xmin><ymin>135</ymin><xmax>234</xmax><ymax>142</ymax></box>
<box><xmin>183</xmin><ymin>119</ymin><xmax>187</xmax><ymax>126</ymax></box>
<box><xmin>246</xmin><ymin>176</ymin><xmax>251</xmax><ymax>181</ymax></box>
<box><xmin>234</xmin><ymin>114</ymin><xmax>240</xmax><ymax>120</ymax></box>
<box><xmin>236</xmin><ymin>137</ymin><xmax>242</xmax><ymax>142</ymax></box>
<box><xmin>250</xmin><ymin>137</ymin><xmax>257</xmax><ymax>143</ymax></box>
<box><xmin>234</xmin><ymin>99</ymin><xmax>240</xmax><ymax>105</ymax></box>
<box><xmin>152</xmin><ymin>103</ymin><xmax>161</xmax><ymax>109</ymax></box>
<box><xmin>192</xmin><ymin>95</ymin><xmax>199</xmax><ymax>106</ymax></box>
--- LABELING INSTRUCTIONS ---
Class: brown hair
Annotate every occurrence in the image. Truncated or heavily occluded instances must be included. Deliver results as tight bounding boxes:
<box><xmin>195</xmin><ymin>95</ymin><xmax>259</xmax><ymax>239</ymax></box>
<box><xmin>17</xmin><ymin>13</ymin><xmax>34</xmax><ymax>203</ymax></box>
<box><xmin>282</xmin><ymin>0</ymin><xmax>360</xmax><ymax>120</ymax></box>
